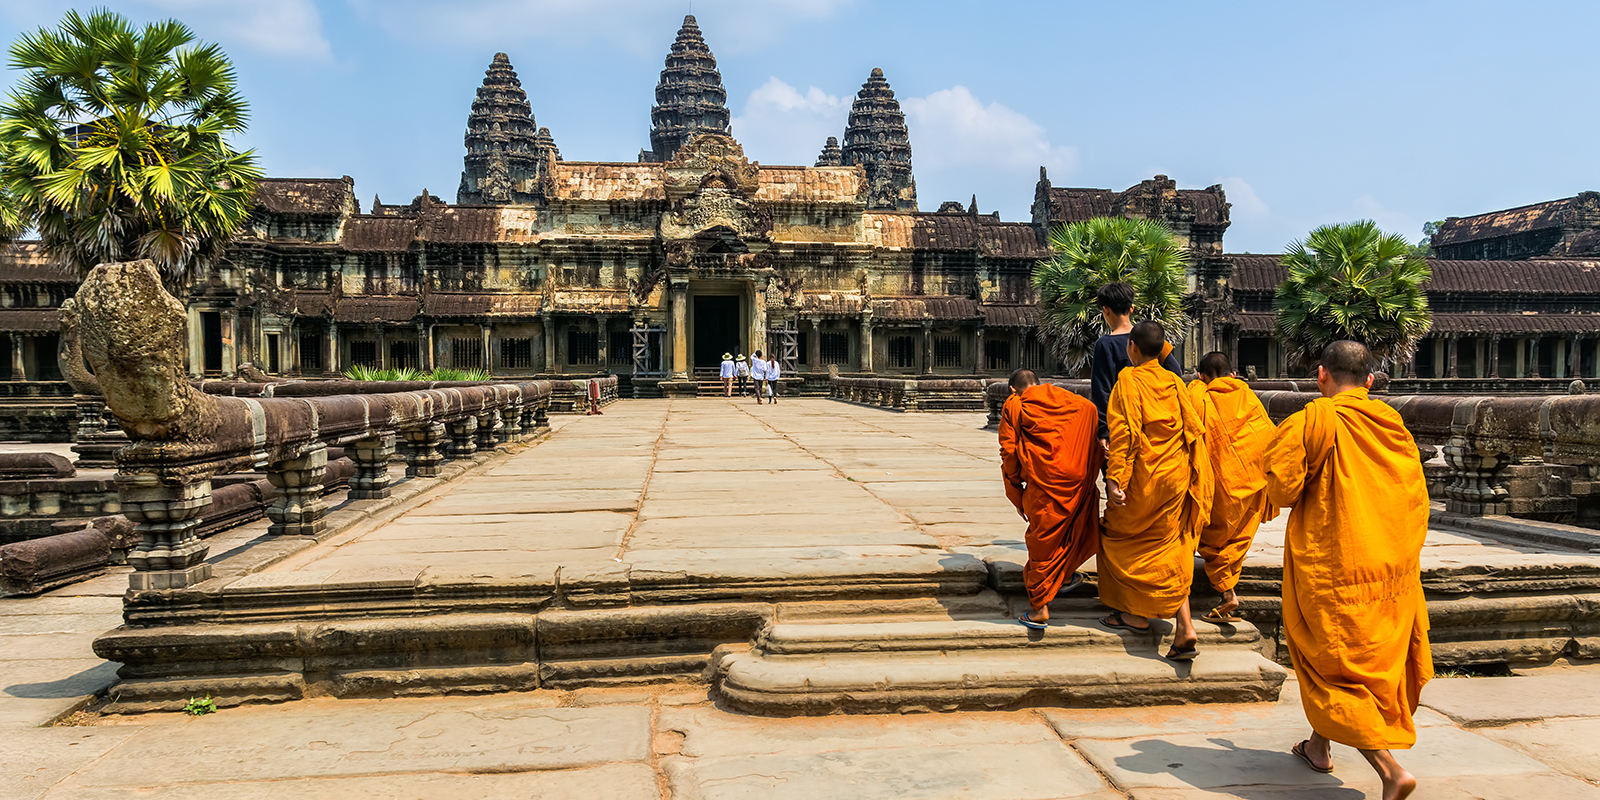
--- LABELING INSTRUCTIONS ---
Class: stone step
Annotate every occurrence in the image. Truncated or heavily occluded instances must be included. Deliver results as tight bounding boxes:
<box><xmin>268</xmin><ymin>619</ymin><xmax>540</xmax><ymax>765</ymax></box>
<box><xmin>716</xmin><ymin>616</ymin><xmax>1286</xmax><ymax>715</ymax></box>
<box><xmin>758</xmin><ymin>615</ymin><xmax>1263</xmax><ymax>657</ymax></box>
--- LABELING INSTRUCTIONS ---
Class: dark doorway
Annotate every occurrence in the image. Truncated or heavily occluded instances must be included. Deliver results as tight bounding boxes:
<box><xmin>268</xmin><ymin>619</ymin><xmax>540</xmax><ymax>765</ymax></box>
<box><xmin>200</xmin><ymin>312</ymin><xmax>223</xmax><ymax>374</ymax></box>
<box><xmin>693</xmin><ymin>295</ymin><xmax>740</xmax><ymax>370</ymax></box>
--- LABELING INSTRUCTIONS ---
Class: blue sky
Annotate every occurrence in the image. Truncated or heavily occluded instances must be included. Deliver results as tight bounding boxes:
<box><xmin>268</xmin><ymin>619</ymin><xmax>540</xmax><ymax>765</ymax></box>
<box><xmin>2</xmin><ymin>0</ymin><xmax>1597</xmax><ymax>253</ymax></box>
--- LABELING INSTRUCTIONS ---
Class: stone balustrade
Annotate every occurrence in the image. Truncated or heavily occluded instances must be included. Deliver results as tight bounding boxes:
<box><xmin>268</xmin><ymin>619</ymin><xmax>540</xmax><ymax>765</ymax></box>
<box><xmin>982</xmin><ymin>379</ymin><xmax>1092</xmax><ymax>427</ymax></box>
<box><xmin>829</xmin><ymin>376</ymin><xmax>992</xmax><ymax>412</ymax></box>
<box><xmin>546</xmin><ymin>375</ymin><xmax>621</xmax><ymax>413</ymax></box>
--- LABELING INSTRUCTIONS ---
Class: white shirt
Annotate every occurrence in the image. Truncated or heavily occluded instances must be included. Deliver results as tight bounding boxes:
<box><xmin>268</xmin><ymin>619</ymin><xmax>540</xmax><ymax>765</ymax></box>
<box><xmin>750</xmin><ymin>359</ymin><xmax>769</xmax><ymax>380</ymax></box>
<box><xmin>719</xmin><ymin>359</ymin><xmax>735</xmax><ymax>378</ymax></box>
<box><xmin>735</xmin><ymin>360</ymin><xmax>750</xmax><ymax>377</ymax></box>
<box><xmin>766</xmin><ymin>359</ymin><xmax>781</xmax><ymax>379</ymax></box>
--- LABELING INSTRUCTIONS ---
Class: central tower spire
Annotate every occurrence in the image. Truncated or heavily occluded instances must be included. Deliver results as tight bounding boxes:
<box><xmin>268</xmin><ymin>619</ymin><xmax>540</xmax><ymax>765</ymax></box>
<box><xmin>642</xmin><ymin>15</ymin><xmax>731</xmax><ymax>163</ymax></box>
<box><xmin>458</xmin><ymin>53</ymin><xmax>557</xmax><ymax>205</ymax></box>
<box><xmin>841</xmin><ymin>68</ymin><xmax>917</xmax><ymax>211</ymax></box>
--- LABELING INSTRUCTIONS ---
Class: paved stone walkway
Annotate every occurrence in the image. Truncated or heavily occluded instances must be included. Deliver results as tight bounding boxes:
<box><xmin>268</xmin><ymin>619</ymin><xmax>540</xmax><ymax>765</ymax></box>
<box><xmin>4</xmin><ymin>398</ymin><xmax>1598</xmax><ymax>798</ymax></box>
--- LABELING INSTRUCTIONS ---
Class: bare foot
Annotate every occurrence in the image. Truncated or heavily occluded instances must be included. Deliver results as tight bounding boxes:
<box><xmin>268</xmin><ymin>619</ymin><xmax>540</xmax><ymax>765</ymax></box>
<box><xmin>1383</xmin><ymin>769</ymin><xmax>1417</xmax><ymax>800</ymax></box>
<box><xmin>1026</xmin><ymin>607</ymin><xmax>1049</xmax><ymax>624</ymax></box>
<box><xmin>1217</xmin><ymin>589</ymin><xmax>1239</xmax><ymax>615</ymax></box>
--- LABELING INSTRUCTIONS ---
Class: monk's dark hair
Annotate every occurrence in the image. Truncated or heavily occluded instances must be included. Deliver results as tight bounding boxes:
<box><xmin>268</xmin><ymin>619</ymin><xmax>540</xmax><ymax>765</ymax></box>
<box><xmin>1320</xmin><ymin>340</ymin><xmax>1372</xmax><ymax>384</ymax></box>
<box><xmin>1009</xmin><ymin>368</ymin><xmax>1038</xmax><ymax>390</ymax></box>
<box><xmin>1198</xmin><ymin>351</ymin><xmax>1232</xmax><ymax>379</ymax></box>
<box><xmin>1130</xmin><ymin>320</ymin><xmax>1165</xmax><ymax>359</ymax></box>
<box><xmin>1096</xmin><ymin>282</ymin><xmax>1136</xmax><ymax>315</ymax></box>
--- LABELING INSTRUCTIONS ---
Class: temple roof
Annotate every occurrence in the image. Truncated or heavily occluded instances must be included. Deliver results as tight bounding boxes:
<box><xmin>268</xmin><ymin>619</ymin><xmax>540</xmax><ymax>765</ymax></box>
<box><xmin>753</xmin><ymin>167</ymin><xmax>862</xmax><ymax>205</ymax></box>
<box><xmin>342</xmin><ymin>217</ymin><xmax>416</xmax><ymax>252</ymax></box>
<box><xmin>645</xmin><ymin>15</ymin><xmax>731</xmax><ymax>163</ymax></box>
<box><xmin>1433</xmin><ymin>193</ymin><xmax>1599</xmax><ymax>246</ymax></box>
<box><xmin>863</xmin><ymin>212</ymin><xmax>1046</xmax><ymax>257</ymax></box>
<box><xmin>815</xmin><ymin>136</ymin><xmax>843</xmax><ymax>167</ymax></box>
<box><xmin>1229</xmin><ymin>254</ymin><xmax>1600</xmax><ymax>295</ymax></box>
<box><xmin>0</xmin><ymin>307</ymin><xmax>60</xmax><ymax>333</ymax></box>
<box><xmin>334</xmin><ymin>296</ymin><xmax>422</xmax><ymax>323</ymax></box>
<box><xmin>0</xmin><ymin>243</ymin><xmax>77</xmax><ymax>283</ymax></box>
<box><xmin>1239</xmin><ymin>310</ymin><xmax>1600</xmax><ymax>336</ymax></box>
<box><xmin>841</xmin><ymin>68</ymin><xmax>917</xmax><ymax>211</ymax></box>
<box><xmin>458</xmin><ymin>52</ymin><xmax>553</xmax><ymax>205</ymax></box>
<box><xmin>545</xmin><ymin>162</ymin><xmax>667</xmax><ymax>202</ymax></box>
<box><xmin>1044</xmin><ymin>184</ymin><xmax>1229</xmax><ymax>227</ymax></box>
<box><xmin>871</xmin><ymin>295</ymin><xmax>981</xmax><ymax>321</ymax></box>
<box><xmin>254</xmin><ymin>178</ymin><xmax>355</xmax><ymax>215</ymax></box>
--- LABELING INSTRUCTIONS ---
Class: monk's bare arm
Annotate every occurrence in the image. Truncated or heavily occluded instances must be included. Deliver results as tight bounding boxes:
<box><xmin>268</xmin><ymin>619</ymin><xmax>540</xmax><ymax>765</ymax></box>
<box><xmin>998</xmin><ymin>398</ymin><xmax>1025</xmax><ymax>512</ymax></box>
<box><xmin>1105</xmin><ymin>382</ymin><xmax>1137</xmax><ymax>504</ymax></box>
<box><xmin>1264</xmin><ymin>412</ymin><xmax>1309</xmax><ymax>508</ymax></box>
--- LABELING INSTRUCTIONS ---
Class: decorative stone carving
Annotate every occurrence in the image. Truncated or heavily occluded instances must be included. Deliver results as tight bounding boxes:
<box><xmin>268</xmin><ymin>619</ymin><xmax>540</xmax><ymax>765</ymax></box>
<box><xmin>457</xmin><ymin>53</ymin><xmax>555</xmax><ymax>205</ymax></box>
<box><xmin>447</xmin><ymin>416</ymin><xmax>479</xmax><ymax>459</ymax></box>
<box><xmin>266</xmin><ymin>444</ymin><xmax>329</xmax><ymax>536</ymax></box>
<box><xmin>499</xmin><ymin>403</ymin><xmax>523</xmax><ymax>443</ymax></box>
<box><xmin>349</xmin><ymin>434</ymin><xmax>396</xmax><ymax>500</ymax></box>
<box><xmin>402</xmin><ymin>422</ymin><xmax>446</xmax><ymax>477</ymax></box>
<box><xmin>118</xmin><ymin>473</ymin><xmax>212</xmax><ymax>590</ymax></box>
<box><xmin>815</xmin><ymin>136</ymin><xmax>843</xmax><ymax>167</ymax></box>
<box><xmin>841</xmin><ymin>68</ymin><xmax>918</xmax><ymax>211</ymax></box>
<box><xmin>475</xmin><ymin>409</ymin><xmax>500</xmax><ymax>451</ymax></box>
<box><xmin>643</xmin><ymin>15</ymin><xmax>730</xmax><ymax>163</ymax></box>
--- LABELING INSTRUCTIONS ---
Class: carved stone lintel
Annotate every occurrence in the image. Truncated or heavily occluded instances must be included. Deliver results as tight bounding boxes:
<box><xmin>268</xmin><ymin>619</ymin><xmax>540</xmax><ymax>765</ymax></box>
<box><xmin>349</xmin><ymin>434</ymin><xmax>396</xmax><ymax>500</ymax></box>
<box><xmin>402</xmin><ymin>422</ymin><xmax>446</xmax><ymax>478</ymax></box>
<box><xmin>118</xmin><ymin>473</ymin><xmax>213</xmax><ymax>590</ymax></box>
<box><xmin>447</xmin><ymin>416</ymin><xmax>479</xmax><ymax>459</ymax></box>
<box><xmin>267</xmin><ymin>444</ymin><xmax>329</xmax><ymax>536</ymax></box>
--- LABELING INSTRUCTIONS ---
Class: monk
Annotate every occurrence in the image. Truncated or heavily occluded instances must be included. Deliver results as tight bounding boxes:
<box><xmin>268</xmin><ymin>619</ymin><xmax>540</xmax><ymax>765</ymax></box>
<box><xmin>1188</xmin><ymin>351</ymin><xmax>1277</xmax><ymax>624</ymax></box>
<box><xmin>1265</xmin><ymin>341</ymin><xmax>1431</xmax><ymax>800</ymax></box>
<box><xmin>1000</xmin><ymin>368</ymin><xmax>1102</xmax><ymax>629</ymax></box>
<box><xmin>1098</xmin><ymin>321</ymin><xmax>1212</xmax><ymax>660</ymax></box>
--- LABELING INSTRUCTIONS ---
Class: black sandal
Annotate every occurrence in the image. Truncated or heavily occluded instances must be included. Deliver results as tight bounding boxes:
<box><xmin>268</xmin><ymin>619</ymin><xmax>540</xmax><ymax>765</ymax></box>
<box><xmin>1164</xmin><ymin>640</ymin><xmax>1199</xmax><ymax>661</ymax></box>
<box><xmin>1099</xmin><ymin>611</ymin><xmax>1150</xmax><ymax>633</ymax></box>
<box><xmin>1291</xmin><ymin>739</ymin><xmax>1334</xmax><ymax>773</ymax></box>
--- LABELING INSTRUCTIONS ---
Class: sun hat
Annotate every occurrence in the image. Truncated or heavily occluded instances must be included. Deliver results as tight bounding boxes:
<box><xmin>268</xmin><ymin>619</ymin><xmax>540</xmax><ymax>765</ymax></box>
<box><xmin>736</xmin><ymin>354</ymin><xmax>746</xmax><ymax>360</ymax></box>
<box><xmin>722</xmin><ymin>352</ymin><xmax>733</xmax><ymax>360</ymax></box>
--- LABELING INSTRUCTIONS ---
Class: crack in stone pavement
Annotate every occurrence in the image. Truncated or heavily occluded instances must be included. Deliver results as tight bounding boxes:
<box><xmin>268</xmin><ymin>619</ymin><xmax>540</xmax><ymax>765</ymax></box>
<box><xmin>616</xmin><ymin>402</ymin><xmax>672</xmax><ymax>560</ymax></box>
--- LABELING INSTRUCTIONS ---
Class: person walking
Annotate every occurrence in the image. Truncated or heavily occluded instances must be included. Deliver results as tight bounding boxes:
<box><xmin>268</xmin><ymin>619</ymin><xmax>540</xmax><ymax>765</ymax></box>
<box><xmin>750</xmin><ymin>350</ymin><xmax>768</xmax><ymax>405</ymax></box>
<box><xmin>719</xmin><ymin>352</ymin><xmax>736</xmax><ymax>397</ymax></box>
<box><xmin>766</xmin><ymin>354</ymin><xmax>781</xmax><ymax>403</ymax></box>
<box><xmin>1265</xmin><ymin>341</ymin><xmax>1430</xmax><ymax>800</ymax></box>
<box><xmin>735</xmin><ymin>354</ymin><xmax>751</xmax><ymax>396</ymax></box>
<box><xmin>1000</xmin><ymin>369</ymin><xmax>1101</xmax><ymax>630</ymax></box>
<box><xmin>1090</xmin><ymin>282</ymin><xmax>1182</xmax><ymax>450</ymax></box>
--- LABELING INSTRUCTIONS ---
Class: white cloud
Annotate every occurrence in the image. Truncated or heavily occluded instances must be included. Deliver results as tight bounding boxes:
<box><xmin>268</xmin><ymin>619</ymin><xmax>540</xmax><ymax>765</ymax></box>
<box><xmin>142</xmin><ymin>0</ymin><xmax>333</xmax><ymax>61</ymax></box>
<box><xmin>1350</xmin><ymin>195</ymin><xmax>1425</xmax><ymax>242</ymax></box>
<box><xmin>730</xmin><ymin>78</ymin><xmax>850</xmax><ymax>166</ymax></box>
<box><xmin>1220</xmin><ymin>177</ymin><xmax>1269</xmax><ymax>221</ymax></box>
<box><xmin>901</xmin><ymin>86</ymin><xmax>1076</xmax><ymax>174</ymax></box>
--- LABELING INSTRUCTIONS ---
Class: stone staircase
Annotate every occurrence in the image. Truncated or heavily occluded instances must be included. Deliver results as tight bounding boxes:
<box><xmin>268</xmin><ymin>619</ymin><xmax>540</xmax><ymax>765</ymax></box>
<box><xmin>716</xmin><ymin>614</ymin><xmax>1287</xmax><ymax>715</ymax></box>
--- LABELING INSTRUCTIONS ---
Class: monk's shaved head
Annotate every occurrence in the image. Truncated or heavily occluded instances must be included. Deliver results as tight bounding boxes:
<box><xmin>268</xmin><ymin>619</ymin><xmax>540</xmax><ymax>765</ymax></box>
<box><xmin>1009</xmin><ymin>368</ymin><xmax>1038</xmax><ymax>390</ymax></box>
<box><xmin>1198</xmin><ymin>351</ymin><xmax>1232</xmax><ymax>380</ymax></box>
<box><xmin>1130</xmin><ymin>320</ymin><xmax>1166</xmax><ymax>359</ymax></box>
<box><xmin>1320</xmin><ymin>340</ymin><xmax>1372</xmax><ymax>385</ymax></box>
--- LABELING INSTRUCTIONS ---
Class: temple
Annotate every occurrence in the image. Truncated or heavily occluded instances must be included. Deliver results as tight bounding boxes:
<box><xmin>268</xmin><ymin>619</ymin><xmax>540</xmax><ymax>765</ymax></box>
<box><xmin>2</xmin><ymin>13</ymin><xmax>1599</xmax><ymax>398</ymax></box>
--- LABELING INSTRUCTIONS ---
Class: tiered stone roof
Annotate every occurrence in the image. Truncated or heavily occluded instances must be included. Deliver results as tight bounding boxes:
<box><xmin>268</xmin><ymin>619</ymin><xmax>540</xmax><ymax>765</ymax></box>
<box><xmin>814</xmin><ymin>136</ymin><xmax>843</xmax><ymax>167</ymax></box>
<box><xmin>458</xmin><ymin>53</ymin><xmax>556</xmax><ymax>205</ymax></box>
<box><xmin>841</xmin><ymin>68</ymin><xmax>917</xmax><ymax>211</ymax></box>
<box><xmin>643</xmin><ymin>15</ymin><xmax>731</xmax><ymax>163</ymax></box>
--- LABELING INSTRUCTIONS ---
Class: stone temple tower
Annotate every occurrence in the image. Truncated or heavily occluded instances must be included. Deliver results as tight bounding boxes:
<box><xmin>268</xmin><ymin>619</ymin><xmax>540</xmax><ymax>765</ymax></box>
<box><xmin>814</xmin><ymin>136</ymin><xmax>843</xmax><ymax>167</ymax></box>
<box><xmin>841</xmin><ymin>68</ymin><xmax>917</xmax><ymax>211</ymax></box>
<box><xmin>458</xmin><ymin>53</ymin><xmax>558</xmax><ymax>205</ymax></box>
<box><xmin>642</xmin><ymin>15</ymin><xmax>731</xmax><ymax>163</ymax></box>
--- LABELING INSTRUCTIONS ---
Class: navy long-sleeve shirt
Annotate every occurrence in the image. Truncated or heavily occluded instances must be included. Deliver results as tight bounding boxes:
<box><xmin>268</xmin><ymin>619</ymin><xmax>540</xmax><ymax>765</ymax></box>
<box><xmin>1090</xmin><ymin>333</ymin><xmax>1183</xmax><ymax>441</ymax></box>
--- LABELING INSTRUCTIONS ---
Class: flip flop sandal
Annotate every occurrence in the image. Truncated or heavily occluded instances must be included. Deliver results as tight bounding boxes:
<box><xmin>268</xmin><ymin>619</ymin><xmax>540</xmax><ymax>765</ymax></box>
<box><xmin>1292</xmin><ymin>739</ymin><xmax>1335</xmax><ymax>774</ymax></box>
<box><xmin>1164</xmin><ymin>643</ymin><xmax>1200</xmax><ymax>661</ymax></box>
<box><xmin>1061</xmin><ymin>572</ymin><xmax>1086</xmax><ymax>594</ymax></box>
<box><xmin>1099</xmin><ymin>612</ymin><xmax>1151</xmax><ymax>633</ymax></box>
<box><xmin>1200</xmin><ymin>607</ymin><xmax>1242</xmax><ymax>625</ymax></box>
<box><xmin>1018</xmin><ymin>612</ymin><xmax>1049</xmax><ymax>631</ymax></box>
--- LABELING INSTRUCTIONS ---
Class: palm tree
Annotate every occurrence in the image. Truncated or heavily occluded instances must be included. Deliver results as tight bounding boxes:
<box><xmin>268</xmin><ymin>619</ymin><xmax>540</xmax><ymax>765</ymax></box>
<box><xmin>0</xmin><ymin>9</ymin><xmax>261</xmax><ymax>290</ymax></box>
<box><xmin>1273</xmin><ymin>220</ymin><xmax>1432</xmax><ymax>371</ymax></box>
<box><xmin>1032</xmin><ymin>216</ymin><xmax>1190</xmax><ymax>372</ymax></box>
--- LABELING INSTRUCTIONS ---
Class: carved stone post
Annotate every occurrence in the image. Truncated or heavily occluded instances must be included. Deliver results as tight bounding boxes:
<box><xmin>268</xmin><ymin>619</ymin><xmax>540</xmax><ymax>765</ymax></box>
<box><xmin>533</xmin><ymin>399</ymin><xmax>550</xmax><ymax>431</ymax></box>
<box><xmin>476</xmin><ymin>409</ymin><xmax>500</xmax><ymax>451</ymax></box>
<box><xmin>267</xmin><ymin>443</ymin><xmax>329</xmax><ymax>536</ymax></box>
<box><xmin>349</xmin><ymin>434</ymin><xmax>396</xmax><ymax>500</ymax></box>
<box><xmin>402</xmin><ymin>421</ymin><xmax>446</xmax><ymax>477</ymax></box>
<box><xmin>70</xmin><ymin>397</ymin><xmax>123</xmax><ymax>469</ymax></box>
<box><xmin>520</xmin><ymin>403</ymin><xmax>538</xmax><ymax>438</ymax></box>
<box><xmin>500</xmin><ymin>402</ymin><xmax>523</xmax><ymax>443</ymax></box>
<box><xmin>447</xmin><ymin>415</ymin><xmax>479</xmax><ymax>458</ymax></box>
<box><xmin>119</xmin><ymin>473</ymin><xmax>213</xmax><ymax>590</ymax></box>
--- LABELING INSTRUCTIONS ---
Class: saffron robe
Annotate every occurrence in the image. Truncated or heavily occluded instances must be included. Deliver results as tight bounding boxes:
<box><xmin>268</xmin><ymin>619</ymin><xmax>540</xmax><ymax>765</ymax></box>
<box><xmin>1099</xmin><ymin>358</ymin><xmax>1213</xmax><ymax>619</ymax></box>
<box><xmin>1188</xmin><ymin>376</ymin><xmax>1278</xmax><ymax>593</ymax></box>
<box><xmin>1000</xmin><ymin>384</ymin><xmax>1102</xmax><ymax>609</ymax></box>
<box><xmin>1265</xmin><ymin>387</ymin><xmax>1432</xmax><ymax>750</ymax></box>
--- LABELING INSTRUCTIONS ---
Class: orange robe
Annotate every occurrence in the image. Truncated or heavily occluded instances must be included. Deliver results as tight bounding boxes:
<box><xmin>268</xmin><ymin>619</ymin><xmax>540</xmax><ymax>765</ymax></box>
<box><xmin>1099</xmin><ymin>359</ymin><xmax>1213</xmax><ymax>619</ymax></box>
<box><xmin>1265</xmin><ymin>387</ymin><xmax>1432</xmax><ymax>750</ymax></box>
<box><xmin>1188</xmin><ymin>376</ymin><xmax>1278</xmax><ymax>594</ymax></box>
<box><xmin>1000</xmin><ymin>385</ymin><xmax>1103</xmax><ymax>609</ymax></box>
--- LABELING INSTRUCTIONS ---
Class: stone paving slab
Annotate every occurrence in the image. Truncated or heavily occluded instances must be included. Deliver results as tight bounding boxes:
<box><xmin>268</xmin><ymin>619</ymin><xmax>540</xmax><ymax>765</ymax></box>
<box><xmin>0</xmin><ymin>660</ymin><xmax>120</xmax><ymax>728</ymax></box>
<box><xmin>1477</xmin><ymin>716</ymin><xmax>1600</xmax><ymax>781</ymax></box>
<box><xmin>39</xmin><ymin>762</ymin><xmax>661</xmax><ymax>800</ymax></box>
<box><xmin>70</xmin><ymin>700</ymin><xmax>650</xmax><ymax>786</ymax></box>
<box><xmin>1421</xmin><ymin>672</ymin><xmax>1600</xmax><ymax>726</ymax></box>
<box><xmin>1122</xmin><ymin>772</ymin><xmax>1600</xmax><ymax>799</ymax></box>
<box><xmin>0</xmin><ymin>726</ymin><xmax>145</xmax><ymax>800</ymax></box>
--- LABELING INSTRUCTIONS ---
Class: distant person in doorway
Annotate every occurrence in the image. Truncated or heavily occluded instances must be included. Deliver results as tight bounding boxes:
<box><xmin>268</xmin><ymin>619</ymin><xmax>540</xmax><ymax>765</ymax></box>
<box><xmin>750</xmin><ymin>350</ymin><xmax>768</xmax><ymax>404</ymax></box>
<box><xmin>1000</xmin><ymin>368</ymin><xmax>1101</xmax><ymax>630</ymax></box>
<box><xmin>766</xmin><ymin>355</ymin><xmax>781</xmax><ymax>403</ymax></box>
<box><xmin>735</xmin><ymin>354</ymin><xmax>751</xmax><ymax>396</ymax></box>
<box><xmin>1090</xmin><ymin>282</ymin><xmax>1182</xmax><ymax>449</ymax></box>
<box><xmin>719</xmin><ymin>352</ymin><xmax>736</xmax><ymax>397</ymax></box>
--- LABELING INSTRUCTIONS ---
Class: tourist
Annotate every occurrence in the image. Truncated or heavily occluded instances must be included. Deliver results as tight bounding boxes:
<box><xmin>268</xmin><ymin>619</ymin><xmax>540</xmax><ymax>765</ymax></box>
<box><xmin>1090</xmin><ymin>282</ymin><xmax>1182</xmax><ymax>450</ymax></box>
<box><xmin>750</xmin><ymin>350</ymin><xmax>768</xmax><ymax>404</ymax></box>
<box><xmin>1264</xmin><ymin>341</ymin><xmax>1430</xmax><ymax>800</ymax></box>
<box><xmin>1000</xmin><ymin>368</ymin><xmax>1101</xmax><ymax>630</ymax></box>
<box><xmin>1097</xmin><ymin>321</ymin><xmax>1211</xmax><ymax>661</ymax></box>
<box><xmin>1188</xmin><ymin>351</ymin><xmax>1277</xmax><ymax>624</ymax></box>
<box><xmin>719</xmin><ymin>352</ymin><xmax>735</xmax><ymax>397</ymax></box>
<box><xmin>735</xmin><ymin>354</ymin><xmax>750</xmax><ymax>396</ymax></box>
<box><xmin>766</xmin><ymin>354</ymin><xmax>781</xmax><ymax>403</ymax></box>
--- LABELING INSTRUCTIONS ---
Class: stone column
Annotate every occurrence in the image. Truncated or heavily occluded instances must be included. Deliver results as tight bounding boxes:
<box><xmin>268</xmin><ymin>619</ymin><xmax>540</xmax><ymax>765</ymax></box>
<box><xmin>1570</xmin><ymin>336</ymin><xmax>1583</xmax><ymax>380</ymax></box>
<box><xmin>860</xmin><ymin>317</ymin><xmax>874</xmax><ymax>373</ymax></box>
<box><xmin>481</xmin><ymin>323</ymin><xmax>492</xmax><ymax>373</ymax></box>
<box><xmin>475</xmin><ymin>409</ymin><xmax>500</xmax><ymax>451</ymax></box>
<box><xmin>447</xmin><ymin>415</ymin><xmax>479</xmax><ymax>459</ymax></box>
<box><xmin>751</xmin><ymin>285</ymin><xmax>768</xmax><ymax>361</ymax></box>
<box><xmin>1446</xmin><ymin>336</ymin><xmax>1459</xmax><ymax>378</ymax></box>
<box><xmin>1229</xmin><ymin>331</ymin><xmax>1240</xmax><ymax>374</ymax></box>
<box><xmin>500</xmin><ymin>402</ymin><xmax>523</xmax><ymax>443</ymax></box>
<box><xmin>1489</xmin><ymin>336</ymin><xmax>1501</xmax><ymax>378</ymax></box>
<box><xmin>921</xmin><ymin>323</ymin><xmax>933</xmax><ymax>375</ymax></box>
<box><xmin>974</xmin><ymin>327</ymin><xmax>987</xmax><ymax>376</ymax></box>
<box><xmin>348</xmin><ymin>434</ymin><xmax>396</xmax><ymax>500</ymax></box>
<box><xmin>402</xmin><ymin>422</ymin><xmax>446</xmax><ymax>477</ymax></box>
<box><xmin>418</xmin><ymin>322</ymin><xmax>432</xmax><ymax>371</ymax></box>
<box><xmin>669</xmin><ymin>281</ymin><xmax>689</xmax><ymax>378</ymax></box>
<box><xmin>11</xmin><ymin>336</ymin><xmax>25</xmax><ymax>381</ymax></box>
<box><xmin>220</xmin><ymin>309</ymin><xmax>238</xmax><ymax>378</ymax></box>
<box><xmin>119</xmin><ymin>473</ymin><xmax>213</xmax><ymax>590</ymax></box>
<box><xmin>520</xmin><ymin>403</ymin><xmax>539</xmax><ymax>437</ymax></box>
<box><xmin>808</xmin><ymin>319</ymin><xmax>822</xmax><ymax>371</ymax></box>
<box><xmin>596</xmin><ymin>318</ymin><xmax>609</xmax><ymax>371</ymax></box>
<box><xmin>376</xmin><ymin>326</ymin><xmax>389</xmax><ymax>370</ymax></box>
<box><xmin>541</xmin><ymin>315</ymin><xmax>555</xmax><ymax>373</ymax></box>
<box><xmin>1527</xmin><ymin>338</ymin><xmax>1541</xmax><ymax>378</ymax></box>
<box><xmin>326</xmin><ymin>326</ymin><xmax>339</xmax><ymax>376</ymax></box>
<box><xmin>266</xmin><ymin>443</ymin><xmax>329</xmax><ymax>536</ymax></box>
